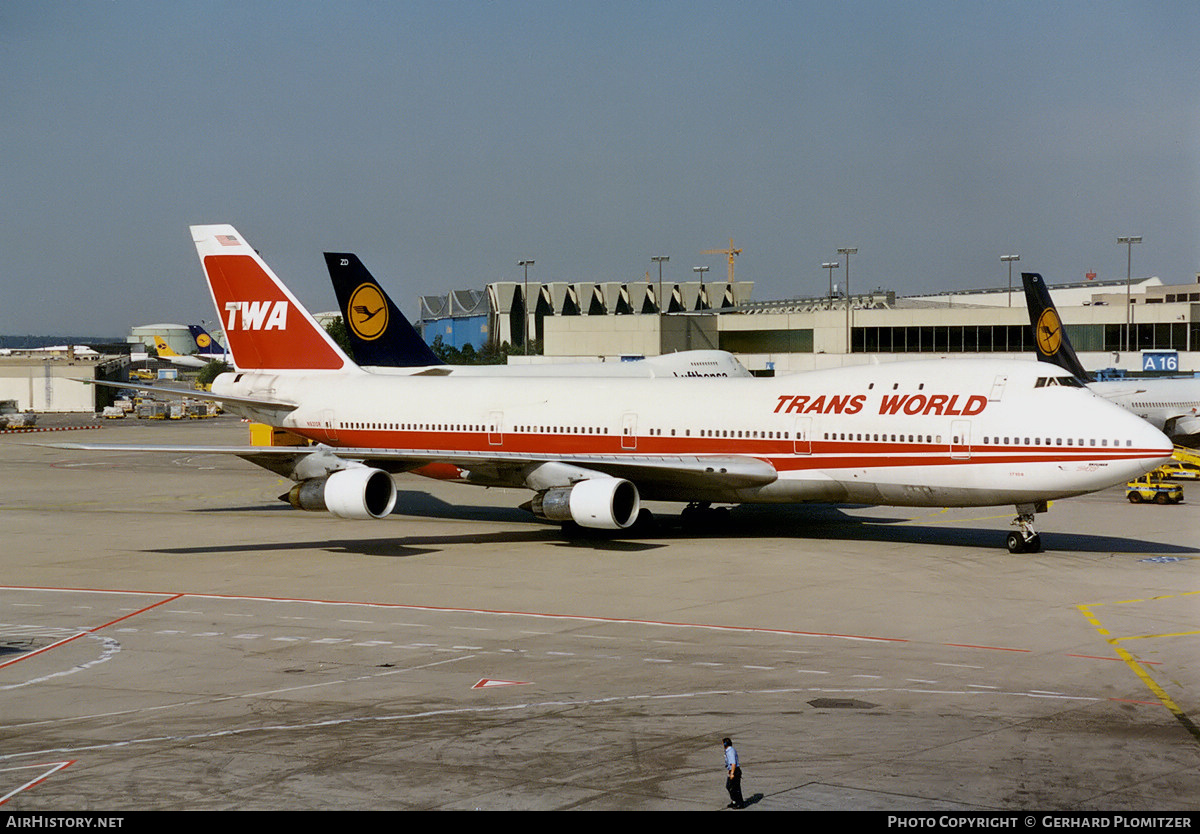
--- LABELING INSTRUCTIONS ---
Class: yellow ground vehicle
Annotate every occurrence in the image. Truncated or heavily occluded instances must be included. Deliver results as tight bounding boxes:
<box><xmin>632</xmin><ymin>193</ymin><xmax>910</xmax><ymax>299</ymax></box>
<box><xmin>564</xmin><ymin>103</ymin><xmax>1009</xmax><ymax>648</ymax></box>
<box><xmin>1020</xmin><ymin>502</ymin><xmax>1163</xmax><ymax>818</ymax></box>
<box><xmin>1126</xmin><ymin>474</ymin><xmax>1184</xmax><ymax>504</ymax></box>
<box><xmin>1157</xmin><ymin>462</ymin><xmax>1200</xmax><ymax>481</ymax></box>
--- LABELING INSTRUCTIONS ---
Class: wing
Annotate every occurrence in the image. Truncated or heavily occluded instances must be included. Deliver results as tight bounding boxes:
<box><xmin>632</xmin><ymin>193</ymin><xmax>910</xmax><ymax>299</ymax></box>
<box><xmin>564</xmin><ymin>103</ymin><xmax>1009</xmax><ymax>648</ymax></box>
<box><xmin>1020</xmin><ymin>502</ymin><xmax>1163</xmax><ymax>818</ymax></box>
<box><xmin>48</xmin><ymin>441</ymin><xmax>778</xmax><ymax>493</ymax></box>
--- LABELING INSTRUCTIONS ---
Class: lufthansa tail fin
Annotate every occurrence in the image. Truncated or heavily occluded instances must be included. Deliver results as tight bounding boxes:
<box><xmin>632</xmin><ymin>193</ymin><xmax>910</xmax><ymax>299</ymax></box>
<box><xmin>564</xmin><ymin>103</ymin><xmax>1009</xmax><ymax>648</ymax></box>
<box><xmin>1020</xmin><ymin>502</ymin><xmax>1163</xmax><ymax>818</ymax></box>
<box><xmin>1021</xmin><ymin>272</ymin><xmax>1091</xmax><ymax>382</ymax></box>
<box><xmin>191</xmin><ymin>225</ymin><xmax>354</xmax><ymax>372</ymax></box>
<box><xmin>323</xmin><ymin>252</ymin><xmax>443</xmax><ymax>368</ymax></box>
<box><xmin>152</xmin><ymin>336</ymin><xmax>181</xmax><ymax>358</ymax></box>
<box><xmin>187</xmin><ymin>324</ymin><xmax>227</xmax><ymax>354</ymax></box>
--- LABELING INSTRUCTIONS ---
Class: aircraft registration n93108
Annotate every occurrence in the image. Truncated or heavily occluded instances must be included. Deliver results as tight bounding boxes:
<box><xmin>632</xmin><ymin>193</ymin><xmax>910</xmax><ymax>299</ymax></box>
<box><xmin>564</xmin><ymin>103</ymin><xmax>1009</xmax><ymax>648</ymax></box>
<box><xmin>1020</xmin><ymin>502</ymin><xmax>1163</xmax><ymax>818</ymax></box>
<box><xmin>59</xmin><ymin>225</ymin><xmax>1173</xmax><ymax>554</ymax></box>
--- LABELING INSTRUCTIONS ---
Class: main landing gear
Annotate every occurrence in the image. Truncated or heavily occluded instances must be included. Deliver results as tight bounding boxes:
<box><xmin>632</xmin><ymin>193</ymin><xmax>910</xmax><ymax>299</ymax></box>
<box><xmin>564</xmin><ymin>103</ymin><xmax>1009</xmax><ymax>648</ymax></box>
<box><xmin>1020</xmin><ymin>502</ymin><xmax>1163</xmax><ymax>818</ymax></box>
<box><xmin>680</xmin><ymin>501</ymin><xmax>730</xmax><ymax>529</ymax></box>
<box><xmin>1006</xmin><ymin>502</ymin><xmax>1046</xmax><ymax>554</ymax></box>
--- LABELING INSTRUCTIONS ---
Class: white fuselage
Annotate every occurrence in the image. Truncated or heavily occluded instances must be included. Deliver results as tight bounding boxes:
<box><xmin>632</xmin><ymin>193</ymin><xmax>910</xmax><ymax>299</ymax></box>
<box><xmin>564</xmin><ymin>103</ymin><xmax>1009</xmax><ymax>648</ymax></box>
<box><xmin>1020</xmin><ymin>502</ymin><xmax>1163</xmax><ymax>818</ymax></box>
<box><xmin>214</xmin><ymin>358</ymin><xmax>1172</xmax><ymax>509</ymax></box>
<box><xmin>1088</xmin><ymin>377</ymin><xmax>1200</xmax><ymax>442</ymax></box>
<box><xmin>360</xmin><ymin>350</ymin><xmax>752</xmax><ymax>379</ymax></box>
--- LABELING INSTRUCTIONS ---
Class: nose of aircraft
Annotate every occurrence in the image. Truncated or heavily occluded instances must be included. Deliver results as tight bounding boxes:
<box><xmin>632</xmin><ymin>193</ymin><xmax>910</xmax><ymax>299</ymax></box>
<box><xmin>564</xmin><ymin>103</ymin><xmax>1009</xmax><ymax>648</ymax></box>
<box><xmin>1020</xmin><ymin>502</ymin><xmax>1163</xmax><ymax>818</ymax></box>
<box><xmin>1120</xmin><ymin>406</ymin><xmax>1175</xmax><ymax>476</ymax></box>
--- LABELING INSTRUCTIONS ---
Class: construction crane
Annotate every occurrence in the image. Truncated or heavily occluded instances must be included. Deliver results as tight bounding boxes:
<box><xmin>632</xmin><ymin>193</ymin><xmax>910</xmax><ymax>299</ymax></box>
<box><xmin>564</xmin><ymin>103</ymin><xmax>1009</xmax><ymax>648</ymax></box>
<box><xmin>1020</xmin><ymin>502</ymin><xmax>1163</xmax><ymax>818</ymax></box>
<box><xmin>702</xmin><ymin>237</ymin><xmax>743</xmax><ymax>282</ymax></box>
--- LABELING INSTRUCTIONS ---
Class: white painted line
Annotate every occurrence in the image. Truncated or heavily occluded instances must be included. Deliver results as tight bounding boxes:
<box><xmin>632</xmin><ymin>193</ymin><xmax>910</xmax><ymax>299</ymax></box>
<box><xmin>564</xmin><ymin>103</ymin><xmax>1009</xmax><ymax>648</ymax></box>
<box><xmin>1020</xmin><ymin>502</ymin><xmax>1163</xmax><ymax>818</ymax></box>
<box><xmin>0</xmin><ymin>760</ymin><xmax>74</xmax><ymax>806</ymax></box>
<box><xmin>473</xmin><ymin>678</ymin><xmax>530</xmax><ymax>689</ymax></box>
<box><xmin>0</xmin><ymin>685</ymin><xmax>1105</xmax><ymax>765</ymax></box>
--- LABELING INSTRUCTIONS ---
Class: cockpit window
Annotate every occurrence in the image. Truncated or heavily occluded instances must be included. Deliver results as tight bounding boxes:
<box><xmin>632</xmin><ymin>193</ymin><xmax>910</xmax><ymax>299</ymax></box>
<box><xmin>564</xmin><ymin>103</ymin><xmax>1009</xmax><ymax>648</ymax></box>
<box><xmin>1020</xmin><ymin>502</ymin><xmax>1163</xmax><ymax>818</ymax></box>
<box><xmin>1035</xmin><ymin>376</ymin><xmax>1085</xmax><ymax>389</ymax></box>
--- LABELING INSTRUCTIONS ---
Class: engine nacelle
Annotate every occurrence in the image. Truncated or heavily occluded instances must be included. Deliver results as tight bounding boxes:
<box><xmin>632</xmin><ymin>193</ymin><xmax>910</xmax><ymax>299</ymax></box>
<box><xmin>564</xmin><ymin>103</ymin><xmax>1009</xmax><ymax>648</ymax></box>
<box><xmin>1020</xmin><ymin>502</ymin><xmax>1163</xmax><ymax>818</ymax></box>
<box><xmin>530</xmin><ymin>478</ymin><xmax>640</xmax><ymax>530</ymax></box>
<box><xmin>285</xmin><ymin>468</ymin><xmax>397</xmax><ymax>520</ymax></box>
<box><xmin>1169</xmin><ymin>414</ymin><xmax>1200</xmax><ymax>439</ymax></box>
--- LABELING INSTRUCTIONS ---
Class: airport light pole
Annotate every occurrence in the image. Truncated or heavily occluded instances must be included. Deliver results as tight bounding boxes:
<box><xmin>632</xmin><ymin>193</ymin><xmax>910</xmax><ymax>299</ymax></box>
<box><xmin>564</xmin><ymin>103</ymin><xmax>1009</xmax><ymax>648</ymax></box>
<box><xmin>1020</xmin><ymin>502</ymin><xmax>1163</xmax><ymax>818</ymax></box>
<box><xmin>1117</xmin><ymin>235</ymin><xmax>1141</xmax><ymax>354</ymax></box>
<box><xmin>1000</xmin><ymin>254</ymin><xmax>1020</xmax><ymax>308</ymax></box>
<box><xmin>822</xmin><ymin>261</ymin><xmax>839</xmax><ymax>307</ymax></box>
<box><xmin>518</xmin><ymin>259</ymin><xmax>535</xmax><ymax>355</ymax></box>
<box><xmin>652</xmin><ymin>256</ymin><xmax>670</xmax><ymax>315</ymax></box>
<box><xmin>837</xmin><ymin>248</ymin><xmax>857</xmax><ymax>353</ymax></box>
<box><xmin>693</xmin><ymin>265</ymin><xmax>709</xmax><ymax>310</ymax></box>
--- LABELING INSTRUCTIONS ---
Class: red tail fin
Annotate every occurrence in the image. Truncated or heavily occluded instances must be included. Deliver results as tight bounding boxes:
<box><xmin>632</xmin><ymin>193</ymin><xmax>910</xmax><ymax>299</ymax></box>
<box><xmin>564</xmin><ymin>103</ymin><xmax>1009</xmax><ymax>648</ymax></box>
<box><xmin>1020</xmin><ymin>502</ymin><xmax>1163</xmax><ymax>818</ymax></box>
<box><xmin>191</xmin><ymin>225</ymin><xmax>350</xmax><ymax>371</ymax></box>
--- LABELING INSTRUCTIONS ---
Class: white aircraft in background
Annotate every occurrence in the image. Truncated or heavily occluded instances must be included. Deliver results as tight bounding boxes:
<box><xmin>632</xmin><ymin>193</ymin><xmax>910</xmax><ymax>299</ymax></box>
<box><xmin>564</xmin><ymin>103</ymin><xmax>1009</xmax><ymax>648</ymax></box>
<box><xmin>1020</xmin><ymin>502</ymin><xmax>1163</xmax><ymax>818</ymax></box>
<box><xmin>152</xmin><ymin>327</ymin><xmax>232</xmax><ymax>369</ymax></box>
<box><xmin>59</xmin><ymin>226</ymin><xmax>1172</xmax><ymax>554</ymax></box>
<box><xmin>324</xmin><ymin>251</ymin><xmax>750</xmax><ymax>379</ymax></box>
<box><xmin>0</xmin><ymin>345</ymin><xmax>99</xmax><ymax>357</ymax></box>
<box><xmin>1023</xmin><ymin>272</ymin><xmax>1200</xmax><ymax>445</ymax></box>
<box><xmin>187</xmin><ymin>325</ymin><xmax>234</xmax><ymax>365</ymax></box>
<box><xmin>152</xmin><ymin>336</ymin><xmax>208</xmax><ymax>369</ymax></box>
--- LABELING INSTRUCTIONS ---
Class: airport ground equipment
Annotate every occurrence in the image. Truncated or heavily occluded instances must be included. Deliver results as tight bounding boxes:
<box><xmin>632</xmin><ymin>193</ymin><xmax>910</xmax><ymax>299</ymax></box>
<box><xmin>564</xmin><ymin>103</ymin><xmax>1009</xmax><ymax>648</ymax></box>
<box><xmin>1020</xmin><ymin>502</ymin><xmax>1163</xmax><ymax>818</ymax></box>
<box><xmin>1125</xmin><ymin>474</ymin><xmax>1184</xmax><ymax>504</ymax></box>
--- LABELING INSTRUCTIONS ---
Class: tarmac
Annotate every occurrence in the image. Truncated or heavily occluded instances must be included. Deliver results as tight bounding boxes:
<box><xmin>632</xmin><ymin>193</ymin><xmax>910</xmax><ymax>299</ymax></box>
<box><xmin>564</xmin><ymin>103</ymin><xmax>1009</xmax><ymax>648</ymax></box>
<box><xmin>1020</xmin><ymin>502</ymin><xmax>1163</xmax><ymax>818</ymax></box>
<box><xmin>1</xmin><ymin>416</ymin><xmax>1198</xmax><ymax>811</ymax></box>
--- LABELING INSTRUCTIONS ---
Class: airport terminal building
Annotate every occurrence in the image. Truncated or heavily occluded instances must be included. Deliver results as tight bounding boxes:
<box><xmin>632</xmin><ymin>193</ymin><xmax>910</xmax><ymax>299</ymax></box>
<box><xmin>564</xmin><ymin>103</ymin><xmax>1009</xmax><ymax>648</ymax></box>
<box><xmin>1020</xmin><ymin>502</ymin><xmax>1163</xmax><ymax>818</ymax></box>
<box><xmin>473</xmin><ymin>275</ymin><xmax>1200</xmax><ymax>376</ymax></box>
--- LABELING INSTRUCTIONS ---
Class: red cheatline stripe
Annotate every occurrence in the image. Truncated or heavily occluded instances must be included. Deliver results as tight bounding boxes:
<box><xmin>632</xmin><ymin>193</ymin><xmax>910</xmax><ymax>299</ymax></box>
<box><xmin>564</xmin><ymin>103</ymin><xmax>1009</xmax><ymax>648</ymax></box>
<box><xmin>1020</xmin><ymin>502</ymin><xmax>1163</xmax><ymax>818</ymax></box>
<box><xmin>285</xmin><ymin>425</ymin><xmax>1165</xmax><ymax>467</ymax></box>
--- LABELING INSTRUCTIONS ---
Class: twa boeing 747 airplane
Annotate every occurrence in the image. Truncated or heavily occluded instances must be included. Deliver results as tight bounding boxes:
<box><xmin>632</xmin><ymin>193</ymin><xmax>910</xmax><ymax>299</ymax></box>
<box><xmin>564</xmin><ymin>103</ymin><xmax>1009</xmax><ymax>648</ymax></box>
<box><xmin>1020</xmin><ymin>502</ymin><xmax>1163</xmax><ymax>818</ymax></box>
<box><xmin>61</xmin><ymin>226</ymin><xmax>1172</xmax><ymax>553</ymax></box>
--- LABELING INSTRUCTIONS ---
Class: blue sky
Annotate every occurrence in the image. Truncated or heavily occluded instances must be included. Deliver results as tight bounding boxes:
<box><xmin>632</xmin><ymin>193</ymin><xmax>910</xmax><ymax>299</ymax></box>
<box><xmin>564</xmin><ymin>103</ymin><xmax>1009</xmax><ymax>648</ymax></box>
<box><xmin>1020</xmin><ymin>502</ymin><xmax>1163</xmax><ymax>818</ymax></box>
<box><xmin>2</xmin><ymin>0</ymin><xmax>1197</xmax><ymax>335</ymax></box>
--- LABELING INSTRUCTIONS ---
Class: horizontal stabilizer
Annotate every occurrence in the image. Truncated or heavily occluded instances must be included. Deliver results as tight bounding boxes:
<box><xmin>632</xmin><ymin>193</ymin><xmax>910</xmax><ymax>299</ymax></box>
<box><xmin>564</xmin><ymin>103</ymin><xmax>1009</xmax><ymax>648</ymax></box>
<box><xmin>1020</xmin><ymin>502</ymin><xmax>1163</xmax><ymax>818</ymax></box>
<box><xmin>77</xmin><ymin>378</ymin><xmax>297</xmax><ymax>414</ymax></box>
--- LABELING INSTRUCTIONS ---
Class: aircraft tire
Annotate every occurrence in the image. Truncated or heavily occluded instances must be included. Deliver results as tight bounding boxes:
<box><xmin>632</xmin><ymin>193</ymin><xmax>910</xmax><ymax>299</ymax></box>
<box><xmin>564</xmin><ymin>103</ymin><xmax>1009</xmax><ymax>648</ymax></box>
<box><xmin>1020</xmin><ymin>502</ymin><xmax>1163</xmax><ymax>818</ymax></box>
<box><xmin>1006</xmin><ymin>532</ymin><xmax>1026</xmax><ymax>554</ymax></box>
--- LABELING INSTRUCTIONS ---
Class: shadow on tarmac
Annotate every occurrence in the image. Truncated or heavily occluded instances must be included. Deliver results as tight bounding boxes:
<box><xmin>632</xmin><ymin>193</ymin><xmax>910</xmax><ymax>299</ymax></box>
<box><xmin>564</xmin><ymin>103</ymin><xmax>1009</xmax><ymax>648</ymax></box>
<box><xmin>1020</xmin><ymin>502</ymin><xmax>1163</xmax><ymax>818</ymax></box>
<box><xmin>157</xmin><ymin>494</ymin><xmax>1197</xmax><ymax>558</ymax></box>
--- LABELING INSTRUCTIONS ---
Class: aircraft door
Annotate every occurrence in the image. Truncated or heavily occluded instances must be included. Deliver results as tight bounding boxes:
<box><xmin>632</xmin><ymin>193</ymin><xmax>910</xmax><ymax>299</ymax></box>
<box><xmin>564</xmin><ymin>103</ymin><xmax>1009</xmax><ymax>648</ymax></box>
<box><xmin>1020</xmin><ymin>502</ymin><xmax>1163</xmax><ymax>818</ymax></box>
<box><xmin>321</xmin><ymin>409</ymin><xmax>338</xmax><ymax>443</ymax></box>
<box><xmin>488</xmin><ymin>411</ymin><xmax>503</xmax><ymax>446</ymax></box>
<box><xmin>950</xmin><ymin>419</ymin><xmax>971</xmax><ymax>459</ymax></box>
<box><xmin>621</xmin><ymin>413</ymin><xmax>638</xmax><ymax>450</ymax></box>
<box><xmin>989</xmin><ymin>375</ymin><xmax>1008</xmax><ymax>402</ymax></box>
<box><xmin>793</xmin><ymin>416</ymin><xmax>812</xmax><ymax>455</ymax></box>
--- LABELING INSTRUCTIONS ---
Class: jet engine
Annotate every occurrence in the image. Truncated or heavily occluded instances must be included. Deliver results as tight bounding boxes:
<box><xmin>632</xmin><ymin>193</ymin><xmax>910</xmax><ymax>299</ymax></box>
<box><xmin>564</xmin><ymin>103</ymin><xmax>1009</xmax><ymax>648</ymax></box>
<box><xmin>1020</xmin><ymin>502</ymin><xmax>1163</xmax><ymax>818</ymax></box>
<box><xmin>284</xmin><ymin>468</ymin><xmax>397</xmax><ymax>520</ymax></box>
<box><xmin>1168</xmin><ymin>414</ymin><xmax>1200</xmax><ymax>440</ymax></box>
<box><xmin>529</xmin><ymin>477</ymin><xmax>640</xmax><ymax>530</ymax></box>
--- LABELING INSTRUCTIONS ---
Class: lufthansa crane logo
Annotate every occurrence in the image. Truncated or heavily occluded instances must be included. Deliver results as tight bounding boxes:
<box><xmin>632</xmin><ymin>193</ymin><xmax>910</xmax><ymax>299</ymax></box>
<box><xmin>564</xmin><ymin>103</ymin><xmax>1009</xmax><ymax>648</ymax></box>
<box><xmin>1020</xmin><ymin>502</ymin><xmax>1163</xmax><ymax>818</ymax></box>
<box><xmin>347</xmin><ymin>283</ymin><xmax>388</xmax><ymax>341</ymax></box>
<box><xmin>1036</xmin><ymin>308</ymin><xmax>1063</xmax><ymax>356</ymax></box>
<box><xmin>196</xmin><ymin>333</ymin><xmax>212</xmax><ymax>348</ymax></box>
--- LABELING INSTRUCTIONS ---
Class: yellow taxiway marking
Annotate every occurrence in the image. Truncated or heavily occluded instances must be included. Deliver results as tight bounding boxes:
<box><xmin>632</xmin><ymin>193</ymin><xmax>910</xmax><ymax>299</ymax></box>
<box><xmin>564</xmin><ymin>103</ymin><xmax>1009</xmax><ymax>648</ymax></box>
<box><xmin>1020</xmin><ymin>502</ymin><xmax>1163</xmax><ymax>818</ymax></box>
<box><xmin>895</xmin><ymin>503</ymin><xmax>1055</xmax><ymax>527</ymax></box>
<box><xmin>1077</xmin><ymin>590</ymin><xmax>1200</xmax><ymax>745</ymax></box>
